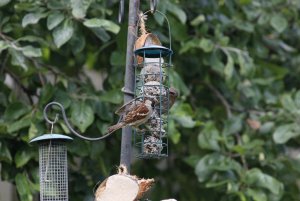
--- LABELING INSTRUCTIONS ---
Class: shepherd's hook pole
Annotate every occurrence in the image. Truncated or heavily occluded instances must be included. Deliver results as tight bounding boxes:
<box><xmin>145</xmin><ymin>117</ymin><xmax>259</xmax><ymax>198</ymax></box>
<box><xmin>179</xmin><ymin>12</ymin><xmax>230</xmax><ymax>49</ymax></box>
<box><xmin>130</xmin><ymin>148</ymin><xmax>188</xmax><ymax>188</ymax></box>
<box><xmin>120</xmin><ymin>0</ymin><xmax>140</xmax><ymax>172</ymax></box>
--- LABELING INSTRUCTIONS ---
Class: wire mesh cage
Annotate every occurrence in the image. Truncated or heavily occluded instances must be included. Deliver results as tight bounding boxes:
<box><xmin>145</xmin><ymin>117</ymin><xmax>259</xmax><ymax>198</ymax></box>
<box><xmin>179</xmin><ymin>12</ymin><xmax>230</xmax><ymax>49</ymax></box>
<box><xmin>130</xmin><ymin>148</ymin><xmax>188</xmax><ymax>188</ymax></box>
<box><xmin>133</xmin><ymin>11</ymin><xmax>173</xmax><ymax>159</ymax></box>
<box><xmin>30</xmin><ymin>134</ymin><xmax>73</xmax><ymax>201</ymax></box>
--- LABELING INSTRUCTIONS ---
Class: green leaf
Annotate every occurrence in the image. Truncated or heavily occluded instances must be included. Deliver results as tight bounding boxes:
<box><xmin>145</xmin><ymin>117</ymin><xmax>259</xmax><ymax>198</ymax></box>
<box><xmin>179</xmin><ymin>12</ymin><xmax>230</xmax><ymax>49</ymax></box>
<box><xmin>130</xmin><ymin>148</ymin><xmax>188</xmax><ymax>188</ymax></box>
<box><xmin>83</xmin><ymin>18</ymin><xmax>120</xmax><ymax>34</ymax></box>
<box><xmin>210</xmin><ymin>51</ymin><xmax>225</xmax><ymax>74</ymax></box>
<box><xmin>47</xmin><ymin>0</ymin><xmax>68</xmax><ymax>9</ymax></box>
<box><xmin>9</xmin><ymin>48</ymin><xmax>27</xmax><ymax>70</ymax></box>
<box><xmin>0</xmin><ymin>40</ymin><xmax>9</xmax><ymax>54</ymax></box>
<box><xmin>22</xmin><ymin>12</ymin><xmax>47</xmax><ymax>27</ymax></box>
<box><xmin>259</xmin><ymin>122</ymin><xmax>274</xmax><ymax>134</ymax></box>
<box><xmin>169</xmin><ymin>70</ymin><xmax>190</xmax><ymax>96</ymax></box>
<box><xmin>245</xmin><ymin>168</ymin><xmax>284</xmax><ymax>197</ymax></box>
<box><xmin>294</xmin><ymin>91</ymin><xmax>300</xmax><ymax>108</ymax></box>
<box><xmin>199</xmin><ymin>38</ymin><xmax>214</xmax><ymax>53</ymax></box>
<box><xmin>4</xmin><ymin>102</ymin><xmax>30</xmax><ymax>121</ymax></box>
<box><xmin>7</xmin><ymin>116</ymin><xmax>31</xmax><ymax>133</ymax></box>
<box><xmin>238</xmin><ymin>0</ymin><xmax>252</xmax><ymax>5</ymax></box>
<box><xmin>281</xmin><ymin>94</ymin><xmax>297</xmax><ymax>112</ymax></box>
<box><xmin>53</xmin><ymin>19</ymin><xmax>74</xmax><ymax>48</ymax></box>
<box><xmin>198</xmin><ymin>122</ymin><xmax>220</xmax><ymax>151</ymax></box>
<box><xmin>258</xmin><ymin>12</ymin><xmax>270</xmax><ymax>25</ymax></box>
<box><xmin>15</xmin><ymin>150</ymin><xmax>33</xmax><ymax>168</ymax></box>
<box><xmin>15</xmin><ymin>173</ymin><xmax>33</xmax><ymax>201</ymax></box>
<box><xmin>21</xmin><ymin>46</ymin><xmax>42</xmax><ymax>57</ymax></box>
<box><xmin>234</xmin><ymin>21</ymin><xmax>254</xmax><ymax>32</ymax></box>
<box><xmin>95</xmin><ymin>101</ymin><xmax>113</xmax><ymax>121</ymax></box>
<box><xmin>68</xmin><ymin>139</ymin><xmax>91</xmax><ymax>157</ymax></box>
<box><xmin>71</xmin><ymin>102</ymin><xmax>94</xmax><ymax>133</ymax></box>
<box><xmin>195</xmin><ymin>153</ymin><xmax>242</xmax><ymax>182</ymax></box>
<box><xmin>0</xmin><ymin>142</ymin><xmax>12</xmax><ymax>163</ymax></box>
<box><xmin>17</xmin><ymin>36</ymin><xmax>48</xmax><ymax>46</ymax></box>
<box><xmin>270</xmin><ymin>14</ymin><xmax>288</xmax><ymax>33</ymax></box>
<box><xmin>172</xmin><ymin>102</ymin><xmax>196</xmax><ymax>128</ymax></box>
<box><xmin>28</xmin><ymin>123</ymin><xmax>39</xmax><ymax>140</ymax></box>
<box><xmin>166</xmin><ymin>1</ymin><xmax>187</xmax><ymax>24</ymax></box>
<box><xmin>273</xmin><ymin>124</ymin><xmax>299</xmax><ymax>144</ymax></box>
<box><xmin>168</xmin><ymin>120</ymin><xmax>181</xmax><ymax>144</ymax></box>
<box><xmin>69</xmin><ymin>31</ymin><xmax>86</xmax><ymax>54</ymax></box>
<box><xmin>47</xmin><ymin>11</ymin><xmax>64</xmax><ymax>30</ymax></box>
<box><xmin>71</xmin><ymin>0</ymin><xmax>92</xmax><ymax>19</ymax></box>
<box><xmin>39</xmin><ymin>84</ymin><xmax>55</xmax><ymax>105</ymax></box>
<box><xmin>99</xmin><ymin>90</ymin><xmax>123</xmax><ymax>104</ymax></box>
<box><xmin>224</xmin><ymin>51</ymin><xmax>234</xmax><ymax>80</ymax></box>
<box><xmin>174</xmin><ymin>115</ymin><xmax>196</xmax><ymax>128</ymax></box>
<box><xmin>0</xmin><ymin>0</ymin><xmax>10</xmax><ymax>7</ymax></box>
<box><xmin>179</xmin><ymin>39</ymin><xmax>199</xmax><ymax>54</ymax></box>
<box><xmin>91</xmin><ymin>27</ymin><xmax>111</xmax><ymax>42</ymax></box>
<box><xmin>190</xmin><ymin>14</ymin><xmax>205</xmax><ymax>26</ymax></box>
<box><xmin>238</xmin><ymin>53</ymin><xmax>253</xmax><ymax>76</ymax></box>
<box><xmin>90</xmin><ymin>141</ymin><xmax>105</xmax><ymax>160</ymax></box>
<box><xmin>223</xmin><ymin>115</ymin><xmax>243</xmax><ymax>135</ymax></box>
<box><xmin>110</xmin><ymin>51</ymin><xmax>125</xmax><ymax>66</ymax></box>
<box><xmin>246</xmin><ymin>188</ymin><xmax>267</xmax><ymax>201</ymax></box>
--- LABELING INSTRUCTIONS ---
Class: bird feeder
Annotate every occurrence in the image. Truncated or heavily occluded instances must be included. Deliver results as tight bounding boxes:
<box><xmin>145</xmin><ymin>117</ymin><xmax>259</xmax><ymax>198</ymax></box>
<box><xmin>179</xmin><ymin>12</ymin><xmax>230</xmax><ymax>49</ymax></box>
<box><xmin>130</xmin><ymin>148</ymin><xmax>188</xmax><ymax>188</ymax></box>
<box><xmin>133</xmin><ymin>11</ymin><xmax>173</xmax><ymax>159</ymax></box>
<box><xmin>30</xmin><ymin>134</ymin><xmax>73</xmax><ymax>201</ymax></box>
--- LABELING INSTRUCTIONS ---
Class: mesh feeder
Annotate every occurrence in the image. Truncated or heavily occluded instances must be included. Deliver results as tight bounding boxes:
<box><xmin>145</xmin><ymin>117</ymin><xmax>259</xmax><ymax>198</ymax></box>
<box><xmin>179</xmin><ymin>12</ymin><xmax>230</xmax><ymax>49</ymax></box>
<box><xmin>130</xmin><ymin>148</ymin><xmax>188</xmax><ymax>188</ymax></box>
<box><xmin>30</xmin><ymin>134</ymin><xmax>73</xmax><ymax>201</ymax></box>
<box><xmin>133</xmin><ymin>11</ymin><xmax>173</xmax><ymax>159</ymax></box>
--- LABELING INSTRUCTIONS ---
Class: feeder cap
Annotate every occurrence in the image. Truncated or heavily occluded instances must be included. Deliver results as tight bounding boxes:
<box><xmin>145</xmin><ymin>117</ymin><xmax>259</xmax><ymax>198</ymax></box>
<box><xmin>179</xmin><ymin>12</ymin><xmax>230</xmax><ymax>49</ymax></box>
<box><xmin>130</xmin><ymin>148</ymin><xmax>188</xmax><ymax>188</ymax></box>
<box><xmin>134</xmin><ymin>45</ymin><xmax>173</xmax><ymax>58</ymax></box>
<box><xmin>29</xmin><ymin>134</ymin><xmax>73</xmax><ymax>144</ymax></box>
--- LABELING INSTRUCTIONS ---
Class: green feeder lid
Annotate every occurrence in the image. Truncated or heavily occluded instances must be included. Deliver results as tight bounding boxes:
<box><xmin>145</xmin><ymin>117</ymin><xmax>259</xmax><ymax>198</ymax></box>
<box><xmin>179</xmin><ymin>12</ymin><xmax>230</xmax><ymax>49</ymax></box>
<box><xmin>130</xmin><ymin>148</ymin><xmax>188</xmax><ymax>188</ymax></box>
<box><xmin>30</xmin><ymin>134</ymin><xmax>73</xmax><ymax>143</ymax></box>
<box><xmin>134</xmin><ymin>45</ymin><xmax>173</xmax><ymax>58</ymax></box>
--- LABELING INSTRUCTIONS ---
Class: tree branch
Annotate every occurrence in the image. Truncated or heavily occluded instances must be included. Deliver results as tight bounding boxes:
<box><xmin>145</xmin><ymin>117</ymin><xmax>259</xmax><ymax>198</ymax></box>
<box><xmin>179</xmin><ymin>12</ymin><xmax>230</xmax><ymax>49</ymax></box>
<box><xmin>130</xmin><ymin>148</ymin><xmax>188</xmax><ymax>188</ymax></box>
<box><xmin>205</xmin><ymin>82</ymin><xmax>248</xmax><ymax>169</ymax></box>
<box><xmin>206</xmin><ymin>83</ymin><xmax>232</xmax><ymax>118</ymax></box>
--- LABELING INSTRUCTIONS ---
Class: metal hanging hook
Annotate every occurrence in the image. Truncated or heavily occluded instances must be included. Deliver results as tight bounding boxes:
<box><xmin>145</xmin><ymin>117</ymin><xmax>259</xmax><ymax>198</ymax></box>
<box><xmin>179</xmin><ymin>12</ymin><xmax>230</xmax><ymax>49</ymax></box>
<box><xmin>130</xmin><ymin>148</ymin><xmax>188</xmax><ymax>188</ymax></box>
<box><xmin>150</xmin><ymin>0</ymin><xmax>157</xmax><ymax>13</ymax></box>
<box><xmin>118</xmin><ymin>0</ymin><xmax>124</xmax><ymax>23</ymax></box>
<box><xmin>43</xmin><ymin>102</ymin><xmax>114</xmax><ymax>141</ymax></box>
<box><xmin>50</xmin><ymin>114</ymin><xmax>59</xmax><ymax>134</ymax></box>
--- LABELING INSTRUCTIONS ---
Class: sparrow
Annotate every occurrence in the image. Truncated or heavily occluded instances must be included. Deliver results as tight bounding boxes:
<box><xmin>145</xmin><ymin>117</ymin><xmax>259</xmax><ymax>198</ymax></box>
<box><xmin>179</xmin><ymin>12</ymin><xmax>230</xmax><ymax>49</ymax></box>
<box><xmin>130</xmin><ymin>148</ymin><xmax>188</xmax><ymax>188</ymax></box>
<box><xmin>115</xmin><ymin>87</ymin><xmax>178</xmax><ymax>116</ymax></box>
<box><xmin>168</xmin><ymin>87</ymin><xmax>178</xmax><ymax>111</ymax></box>
<box><xmin>107</xmin><ymin>99</ymin><xmax>154</xmax><ymax>134</ymax></box>
<box><xmin>115</xmin><ymin>96</ymin><xmax>144</xmax><ymax>116</ymax></box>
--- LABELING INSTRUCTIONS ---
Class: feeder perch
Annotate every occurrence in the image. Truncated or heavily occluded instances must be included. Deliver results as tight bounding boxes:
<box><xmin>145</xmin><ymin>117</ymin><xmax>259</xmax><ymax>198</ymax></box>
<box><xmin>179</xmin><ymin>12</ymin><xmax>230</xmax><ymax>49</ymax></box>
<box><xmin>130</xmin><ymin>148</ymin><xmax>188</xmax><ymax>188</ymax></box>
<box><xmin>133</xmin><ymin>11</ymin><xmax>173</xmax><ymax>159</ymax></box>
<box><xmin>30</xmin><ymin>134</ymin><xmax>73</xmax><ymax>201</ymax></box>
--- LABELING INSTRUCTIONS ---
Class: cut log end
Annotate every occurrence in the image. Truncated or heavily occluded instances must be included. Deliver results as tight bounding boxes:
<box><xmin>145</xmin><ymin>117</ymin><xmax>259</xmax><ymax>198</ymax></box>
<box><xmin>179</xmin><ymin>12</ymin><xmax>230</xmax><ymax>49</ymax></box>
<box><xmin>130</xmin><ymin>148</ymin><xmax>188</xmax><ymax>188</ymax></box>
<box><xmin>95</xmin><ymin>175</ymin><xmax>139</xmax><ymax>201</ymax></box>
<box><xmin>95</xmin><ymin>165</ymin><xmax>155</xmax><ymax>201</ymax></box>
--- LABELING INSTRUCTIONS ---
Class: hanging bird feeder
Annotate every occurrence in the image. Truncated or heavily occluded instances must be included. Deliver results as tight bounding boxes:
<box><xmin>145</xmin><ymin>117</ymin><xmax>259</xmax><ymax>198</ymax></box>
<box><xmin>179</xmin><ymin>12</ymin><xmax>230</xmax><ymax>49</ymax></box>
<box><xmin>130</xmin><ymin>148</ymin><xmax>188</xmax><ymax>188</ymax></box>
<box><xmin>30</xmin><ymin>102</ymin><xmax>115</xmax><ymax>200</ymax></box>
<box><xmin>133</xmin><ymin>10</ymin><xmax>173</xmax><ymax>159</ymax></box>
<box><xmin>30</xmin><ymin>133</ymin><xmax>73</xmax><ymax>201</ymax></box>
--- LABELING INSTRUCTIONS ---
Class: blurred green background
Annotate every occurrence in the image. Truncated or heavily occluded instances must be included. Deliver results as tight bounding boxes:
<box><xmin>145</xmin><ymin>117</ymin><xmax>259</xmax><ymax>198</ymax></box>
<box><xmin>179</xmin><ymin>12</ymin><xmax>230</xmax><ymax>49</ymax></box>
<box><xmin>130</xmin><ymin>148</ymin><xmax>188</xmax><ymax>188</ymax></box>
<box><xmin>1</xmin><ymin>0</ymin><xmax>300</xmax><ymax>200</ymax></box>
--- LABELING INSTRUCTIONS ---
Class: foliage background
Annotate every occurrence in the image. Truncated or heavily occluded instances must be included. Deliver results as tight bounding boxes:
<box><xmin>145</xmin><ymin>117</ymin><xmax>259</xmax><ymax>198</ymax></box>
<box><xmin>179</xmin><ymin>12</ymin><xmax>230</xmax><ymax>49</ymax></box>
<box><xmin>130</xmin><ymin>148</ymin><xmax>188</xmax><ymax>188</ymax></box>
<box><xmin>1</xmin><ymin>0</ymin><xmax>300</xmax><ymax>200</ymax></box>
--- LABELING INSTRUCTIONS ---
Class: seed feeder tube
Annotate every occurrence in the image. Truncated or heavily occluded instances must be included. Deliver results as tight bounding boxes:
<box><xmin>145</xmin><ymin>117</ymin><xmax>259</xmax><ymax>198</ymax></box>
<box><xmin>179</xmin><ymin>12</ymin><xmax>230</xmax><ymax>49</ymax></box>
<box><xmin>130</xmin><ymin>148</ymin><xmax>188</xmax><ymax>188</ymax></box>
<box><xmin>133</xmin><ymin>10</ymin><xmax>173</xmax><ymax>159</ymax></box>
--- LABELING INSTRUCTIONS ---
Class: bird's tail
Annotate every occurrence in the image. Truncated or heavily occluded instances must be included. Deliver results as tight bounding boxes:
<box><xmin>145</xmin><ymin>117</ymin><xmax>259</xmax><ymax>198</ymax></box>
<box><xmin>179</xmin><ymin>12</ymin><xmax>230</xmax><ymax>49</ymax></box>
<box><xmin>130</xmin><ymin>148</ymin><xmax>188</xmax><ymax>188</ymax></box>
<box><xmin>107</xmin><ymin>122</ymin><xmax>126</xmax><ymax>134</ymax></box>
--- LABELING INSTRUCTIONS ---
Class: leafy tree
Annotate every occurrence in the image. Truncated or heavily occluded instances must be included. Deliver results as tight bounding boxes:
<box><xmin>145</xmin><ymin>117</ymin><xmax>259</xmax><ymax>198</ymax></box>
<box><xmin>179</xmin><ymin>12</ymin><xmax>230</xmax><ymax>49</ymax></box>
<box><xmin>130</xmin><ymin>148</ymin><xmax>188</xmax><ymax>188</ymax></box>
<box><xmin>1</xmin><ymin>0</ymin><xmax>300</xmax><ymax>201</ymax></box>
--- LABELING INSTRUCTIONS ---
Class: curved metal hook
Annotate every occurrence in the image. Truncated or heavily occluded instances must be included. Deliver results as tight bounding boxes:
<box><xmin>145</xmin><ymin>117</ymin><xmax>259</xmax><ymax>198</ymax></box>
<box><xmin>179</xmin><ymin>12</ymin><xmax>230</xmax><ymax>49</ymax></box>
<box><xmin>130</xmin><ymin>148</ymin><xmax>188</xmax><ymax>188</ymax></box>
<box><xmin>118</xmin><ymin>0</ymin><xmax>124</xmax><ymax>23</ymax></box>
<box><xmin>43</xmin><ymin>102</ymin><xmax>113</xmax><ymax>141</ymax></box>
<box><xmin>150</xmin><ymin>0</ymin><xmax>157</xmax><ymax>13</ymax></box>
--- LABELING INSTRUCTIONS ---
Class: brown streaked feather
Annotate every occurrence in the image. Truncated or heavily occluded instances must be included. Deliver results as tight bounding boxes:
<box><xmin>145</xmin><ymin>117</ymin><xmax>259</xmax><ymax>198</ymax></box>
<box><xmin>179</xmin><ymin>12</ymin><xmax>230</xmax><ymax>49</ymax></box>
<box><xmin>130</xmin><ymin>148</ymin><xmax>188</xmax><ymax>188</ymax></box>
<box><xmin>124</xmin><ymin>104</ymin><xmax>150</xmax><ymax>124</ymax></box>
<box><xmin>115</xmin><ymin>99</ymin><xmax>142</xmax><ymax>116</ymax></box>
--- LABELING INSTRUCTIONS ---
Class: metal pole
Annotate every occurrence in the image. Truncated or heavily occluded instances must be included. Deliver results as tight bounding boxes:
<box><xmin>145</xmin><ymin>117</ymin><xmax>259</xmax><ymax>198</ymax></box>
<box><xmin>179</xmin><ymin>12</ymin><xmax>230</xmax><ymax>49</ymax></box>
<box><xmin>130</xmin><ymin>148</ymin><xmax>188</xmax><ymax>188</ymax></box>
<box><xmin>120</xmin><ymin>0</ymin><xmax>140</xmax><ymax>172</ymax></box>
